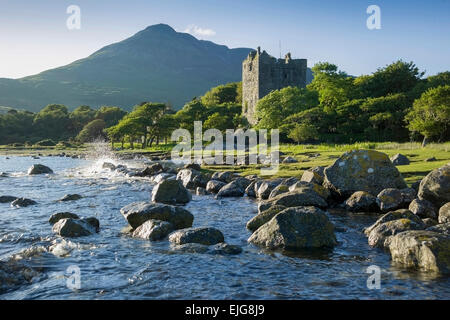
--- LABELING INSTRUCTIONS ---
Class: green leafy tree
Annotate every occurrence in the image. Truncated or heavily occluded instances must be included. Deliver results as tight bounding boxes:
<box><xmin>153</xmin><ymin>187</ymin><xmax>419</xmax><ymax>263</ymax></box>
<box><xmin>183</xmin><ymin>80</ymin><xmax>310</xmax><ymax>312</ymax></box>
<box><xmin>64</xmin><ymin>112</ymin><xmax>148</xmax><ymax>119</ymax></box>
<box><xmin>95</xmin><ymin>106</ymin><xmax>127</xmax><ymax>128</ymax></box>
<box><xmin>288</xmin><ymin>123</ymin><xmax>319</xmax><ymax>144</ymax></box>
<box><xmin>76</xmin><ymin>119</ymin><xmax>107</xmax><ymax>143</ymax></box>
<box><xmin>405</xmin><ymin>85</ymin><xmax>450</xmax><ymax>145</ymax></box>
<box><xmin>201</xmin><ymin>82</ymin><xmax>242</xmax><ymax>106</ymax></box>
<box><xmin>69</xmin><ymin>105</ymin><xmax>96</xmax><ymax>134</ymax></box>
<box><xmin>33</xmin><ymin>104</ymin><xmax>70</xmax><ymax>140</ymax></box>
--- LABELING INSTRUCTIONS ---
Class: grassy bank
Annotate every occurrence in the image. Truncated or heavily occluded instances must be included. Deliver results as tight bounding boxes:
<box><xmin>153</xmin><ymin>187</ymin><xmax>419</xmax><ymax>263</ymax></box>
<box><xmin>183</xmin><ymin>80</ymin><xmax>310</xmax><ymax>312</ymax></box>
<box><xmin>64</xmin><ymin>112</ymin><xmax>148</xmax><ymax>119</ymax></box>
<box><xmin>1</xmin><ymin>141</ymin><xmax>449</xmax><ymax>186</ymax></box>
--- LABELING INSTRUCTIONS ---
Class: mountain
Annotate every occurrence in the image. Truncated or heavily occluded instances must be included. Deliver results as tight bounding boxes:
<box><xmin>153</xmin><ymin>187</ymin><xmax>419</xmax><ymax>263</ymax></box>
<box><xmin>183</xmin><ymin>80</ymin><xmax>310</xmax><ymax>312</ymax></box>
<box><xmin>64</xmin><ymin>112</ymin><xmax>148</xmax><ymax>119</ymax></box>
<box><xmin>0</xmin><ymin>24</ymin><xmax>253</xmax><ymax>112</ymax></box>
<box><xmin>0</xmin><ymin>24</ymin><xmax>313</xmax><ymax>112</ymax></box>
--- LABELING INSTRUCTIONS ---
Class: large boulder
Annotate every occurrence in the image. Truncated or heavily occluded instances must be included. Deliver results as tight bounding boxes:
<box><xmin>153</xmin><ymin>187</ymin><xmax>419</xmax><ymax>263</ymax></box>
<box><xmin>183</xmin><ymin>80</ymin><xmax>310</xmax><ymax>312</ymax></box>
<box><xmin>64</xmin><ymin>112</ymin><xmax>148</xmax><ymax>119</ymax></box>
<box><xmin>246</xmin><ymin>205</ymin><xmax>286</xmax><ymax>232</ymax></box>
<box><xmin>49</xmin><ymin>212</ymin><xmax>80</xmax><ymax>225</ymax></box>
<box><xmin>376</xmin><ymin>188</ymin><xmax>404</xmax><ymax>212</ymax></box>
<box><xmin>151</xmin><ymin>179</ymin><xmax>191</xmax><ymax>205</ymax></box>
<box><xmin>418</xmin><ymin>164</ymin><xmax>450</xmax><ymax>208</ymax></box>
<box><xmin>0</xmin><ymin>196</ymin><xmax>18</xmax><ymax>203</ymax></box>
<box><xmin>268</xmin><ymin>184</ymin><xmax>290</xmax><ymax>199</ymax></box>
<box><xmin>245</xmin><ymin>180</ymin><xmax>263</xmax><ymax>198</ymax></box>
<box><xmin>301</xmin><ymin>166</ymin><xmax>325</xmax><ymax>185</ymax></box>
<box><xmin>289</xmin><ymin>181</ymin><xmax>330</xmax><ymax>200</ymax></box>
<box><xmin>248</xmin><ymin>206</ymin><xmax>337</xmax><ymax>250</ymax></box>
<box><xmin>388</xmin><ymin>230</ymin><xmax>450</xmax><ymax>274</ymax></box>
<box><xmin>427</xmin><ymin>222</ymin><xmax>450</xmax><ymax>235</ymax></box>
<box><xmin>439</xmin><ymin>202</ymin><xmax>450</xmax><ymax>224</ymax></box>
<box><xmin>120</xmin><ymin>202</ymin><xmax>193</xmax><ymax>229</ymax></box>
<box><xmin>169</xmin><ymin>227</ymin><xmax>225</xmax><ymax>245</ymax></box>
<box><xmin>11</xmin><ymin>198</ymin><xmax>37</xmax><ymax>207</ymax></box>
<box><xmin>132</xmin><ymin>219</ymin><xmax>174</xmax><ymax>240</ymax></box>
<box><xmin>211</xmin><ymin>171</ymin><xmax>235</xmax><ymax>183</ymax></box>
<box><xmin>176</xmin><ymin>169</ymin><xmax>207</xmax><ymax>189</ymax></box>
<box><xmin>258</xmin><ymin>189</ymin><xmax>328</xmax><ymax>213</ymax></box>
<box><xmin>344</xmin><ymin>191</ymin><xmax>379</xmax><ymax>212</ymax></box>
<box><xmin>364</xmin><ymin>209</ymin><xmax>424</xmax><ymax>236</ymax></box>
<box><xmin>408</xmin><ymin>199</ymin><xmax>437</xmax><ymax>219</ymax></box>
<box><xmin>52</xmin><ymin>218</ymin><xmax>98</xmax><ymax>237</ymax></box>
<box><xmin>390</xmin><ymin>154</ymin><xmax>410</xmax><ymax>166</ymax></box>
<box><xmin>367</xmin><ymin>218</ymin><xmax>424</xmax><ymax>248</ymax></box>
<box><xmin>206</xmin><ymin>180</ymin><xmax>226</xmax><ymax>194</ymax></box>
<box><xmin>323</xmin><ymin>150</ymin><xmax>407</xmax><ymax>198</ymax></box>
<box><xmin>151</xmin><ymin>173</ymin><xmax>176</xmax><ymax>184</ymax></box>
<box><xmin>137</xmin><ymin>163</ymin><xmax>164</xmax><ymax>177</ymax></box>
<box><xmin>28</xmin><ymin>164</ymin><xmax>53</xmax><ymax>175</ymax></box>
<box><xmin>256</xmin><ymin>179</ymin><xmax>283</xmax><ymax>199</ymax></box>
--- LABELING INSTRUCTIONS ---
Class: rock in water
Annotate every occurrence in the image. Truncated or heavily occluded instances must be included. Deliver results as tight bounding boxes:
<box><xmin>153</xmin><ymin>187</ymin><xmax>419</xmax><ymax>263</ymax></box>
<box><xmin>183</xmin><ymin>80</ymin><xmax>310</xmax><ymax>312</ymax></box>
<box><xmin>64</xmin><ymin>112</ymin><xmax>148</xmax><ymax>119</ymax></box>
<box><xmin>132</xmin><ymin>219</ymin><xmax>174</xmax><ymax>240</ymax></box>
<box><xmin>52</xmin><ymin>218</ymin><xmax>97</xmax><ymax>237</ymax></box>
<box><xmin>408</xmin><ymin>199</ymin><xmax>437</xmax><ymax>219</ymax></box>
<box><xmin>11</xmin><ymin>198</ymin><xmax>37</xmax><ymax>207</ymax></box>
<box><xmin>176</xmin><ymin>169</ymin><xmax>207</xmax><ymax>189</ymax></box>
<box><xmin>206</xmin><ymin>180</ymin><xmax>227</xmax><ymax>194</ymax></box>
<box><xmin>120</xmin><ymin>202</ymin><xmax>193</xmax><ymax>229</ymax></box>
<box><xmin>258</xmin><ymin>189</ymin><xmax>328</xmax><ymax>213</ymax></box>
<box><xmin>169</xmin><ymin>227</ymin><xmax>225</xmax><ymax>245</ymax></box>
<box><xmin>364</xmin><ymin>209</ymin><xmax>424</xmax><ymax>236</ymax></box>
<box><xmin>323</xmin><ymin>150</ymin><xmax>406</xmax><ymax>198</ymax></box>
<box><xmin>0</xmin><ymin>196</ymin><xmax>18</xmax><ymax>203</ymax></box>
<box><xmin>246</xmin><ymin>205</ymin><xmax>287</xmax><ymax>232</ymax></box>
<box><xmin>439</xmin><ymin>202</ymin><xmax>450</xmax><ymax>224</ymax></box>
<box><xmin>390</xmin><ymin>154</ymin><xmax>410</xmax><ymax>166</ymax></box>
<box><xmin>49</xmin><ymin>212</ymin><xmax>80</xmax><ymax>225</ymax></box>
<box><xmin>102</xmin><ymin>162</ymin><xmax>116</xmax><ymax>170</ymax></box>
<box><xmin>268</xmin><ymin>184</ymin><xmax>290</xmax><ymax>199</ymax></box>
<box><xmin>418</xmin><ymin>164</ymin><xmax>450</xmax><ymax>208</ymax></box>
<box><xmin>138</xmin><ymin>163</ymin><xmax>164</xmax><ymax>177</ymax></box>
<box><xmin>211</xmin><ymin>243</ymin><xmax>242</xmax><ymax>255</ymax></box>
<box><xmin>151</xmin><ymin>179</ymin><xmax>191</xmax><ymax>205</ymax></box>
<box><xmin>211</xmin><ymin>171</ymin><xmax>235</xmax><ymax>183</ymax></box>
<box><xmin>59</xmin><ymin>194</ymin><xmax>83</xmax><ymax>202</ymax></box>
<box><xmin>196</xmin><ymin>187</ymin><xmax>207</xmax><ymax>195</ymax></box>
<box><xmin>388</xmin><ymin>230</ymin><xmax>450</xmax><ymax>274</ymax></box>
<box><xmin>216</xmin><ymin>180</ymin><xmax>245</xmax><ymax>198</ymax></box>
<box><xmin>256</xmin><ymin>179</ymin><xmax>283</xmax><ymax>199</ymax></box>
<box><xmin>344</xmin><ymin>191</ymin><xmax>379</xmax><ymax>212</ymax></box>
<box><xmin>27</xmin><ymin>164</ymin><xmax>53</xmax><ymax>175</ymax></box>
<box><xmin>248</xmin><ymin>206</ymin><xmax>337</xmax><ymax>250</ymax></box>
<box><xmin>367</xmin><ymin>218</ymin><xmax>424</xmax><ymax>248</ymax></box>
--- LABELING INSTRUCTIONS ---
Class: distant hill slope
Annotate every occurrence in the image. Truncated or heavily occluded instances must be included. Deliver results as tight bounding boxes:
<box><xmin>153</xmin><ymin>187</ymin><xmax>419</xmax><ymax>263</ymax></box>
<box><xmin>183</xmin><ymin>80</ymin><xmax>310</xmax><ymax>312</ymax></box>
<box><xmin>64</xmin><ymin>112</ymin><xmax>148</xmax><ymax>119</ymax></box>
<box><xmin>0</xmin><ymin>24</ymin><xmax>313</xmax><ymax>112</ymax></box>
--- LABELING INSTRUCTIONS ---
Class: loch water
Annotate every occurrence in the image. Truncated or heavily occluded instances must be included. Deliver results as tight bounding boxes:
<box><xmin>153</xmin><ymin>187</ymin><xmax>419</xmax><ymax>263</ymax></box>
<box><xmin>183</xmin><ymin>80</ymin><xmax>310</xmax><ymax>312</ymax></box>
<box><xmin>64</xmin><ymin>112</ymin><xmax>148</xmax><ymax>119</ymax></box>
<box><xmin>0</xmin><ymin>152</ymin><xmax>449</xmax><ymax>300</ymax></box>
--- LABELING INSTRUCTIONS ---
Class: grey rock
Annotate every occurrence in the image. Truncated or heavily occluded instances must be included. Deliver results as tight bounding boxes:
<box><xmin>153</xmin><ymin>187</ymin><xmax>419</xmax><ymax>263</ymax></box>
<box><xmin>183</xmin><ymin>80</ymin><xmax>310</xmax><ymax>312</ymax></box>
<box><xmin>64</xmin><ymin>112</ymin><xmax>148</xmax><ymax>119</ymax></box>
<box><xmin>367</xmin><ymin>218</ymin><xmax>424</xmax><ymax>248</ymax></box>
<box><xmin>422</xmin><ymin>218</ymin><xmax>438</xmax><ymax>228</ymax></box>
<box><xmin>388</xmin><ymin>230</ymin><xmax>450</xmax><ymax>274</ymax></box>
<box><xmin>151</xmin><ymin>173</ymin><xmax>176</xmax><ymax>184</ymax></box>
<box><xmin>0</xmin><ymin>196</ymin><xmax>18</xmax><ymax>203</ymax></box>
<box><xmin>171</xmin><ymin>243</ymin><xmax>209</xmax><ymax>254</ymax></box>
<box><xmin>439</xmin><ymin>202</ymin><xmax>450</xmax><ymax>224</ymax></box>
<box><xmin>248</xmin><ymin>206</ymin><xmax>337</xmax><ymax>250</ymax></box>
<box><xmin>259</xmin><ymin>189</ymin><xmax>328</xmax><ymax>213</ymax></box>
<box><xmin>49</xmin><ymin>212</ymin><xmax>80</xmax><ymax>225</ymax></box>
<box><xmin>11</xmin><ymin>198</ymin><xmax>37</xmax><ymax>207</ymax></box>
<box><xmin>196</xmin><ymin>187</ymin><xmax>207</xmax><ymax>195</ymax></box>
<box><xmin>132</xmin><ymin>219</ymin><xmax>174</xmax><ymax>240</ymax></box>
<box><xmin>323</xmin><ymin>150</ymin><xmax>406</xmax><ymax>198</ymax></box>
<box><xmin>28</xmin><ymin>164</ymin><xmax>53</xmax><ymax>175</ymax></box>
<box><xmin>120</xmin><ymin>202</ymin><xmax>194</xmax><ymax>229</ymax></box>
<box><xmin>211</xmin><ymin>243</ymin><xmax>242</xmax><ymax>255</ymax></box>
<box><xmin>427</xmin><ymin>222</ymin><xmax>450</xmax><ymax>235</ymax></box>
<box><xmin>246</xmin><ymin>205</ymin><xmax>286</xmax><ymax>232</ymax></box>
<box><xmin>344</xmin><ymin>191</ymin><xmax>379</xmax><ymax>212</ymax></box>
<box><xmin>268</xmin><ymin>184</ymin><xmax>290</xmax><ymax>199</ymax></box>
<box><xmin>216</xmin><ymin>180</ymin><xmax>245</xmax><ymax>198</ymax></box>
<box><xmin>364</xmin><ymin>209</ymin><xmax>424</xmax><ymax>236</ymax></box>
<box><xmin>418</xmin><ymin>164</ymin><xmax>450</xmax><ymax>208</ymax></box>
<box><xmin>390</xmin><ymin>153</ymin><xmax>410</xmax><ymax>165</ymax></box>
<box><xmin>301</xmin><ymin>166</ymin><xmax>325</xmax><ymax>185</ymax></box>
<box><xmin>206</xmin><ymin>179</ymin><xmax>227</xmax><ymax>194</ymax></box>
<box><xmin>282</xmin><ymin>156</ymin><xmax>298</xmax><ymax>163</ymax></box>
<box><xmin>211</xmin><ymin>171</ymin><xmax>235</xmax><ymax>183</ymax></box>
<box><xmin>408</xmin><ymin>199</ymin><xmax>437</xmax><ymax>219</ymax></box>
<box><xmin>256</xmin><ymin>179</ymin><xmax>283</xmax><ymax>199</ymax></box>
<box><xmin>245</xmin><ymin>180</ymin><xmax>262</xmax><ymax>198</ymax></box>
<box><xmin>59</xmin><ymin>194</ymin><xmax>83</xmax><ymax>202</ymax></box>
<box><xmin>176</xmin><ymin>169</ymin><xmax>207</xmax><ymax>189</ymax></box>
<box><xmin>169</xmin><ymin>227</ymin><xmax>225</xmax><ymax>245</ymax></box>
<box><xmin>184</xmin><ymin>163</ymin><xmax>201</xmax><ymax>171</ymax></box>
<box><xmin>151</xmin><ymin>179</ymin><xmax>191</xmax><ymax>205</ymax></box>
<box><xmin>52</xmin><ymin>218</ymin><xmax>96</xmax><ymax>237</ymax></box>
<box><xmin>376</xmin><ymin>188</ymin><xmax>404</xmax><ymax>212</ymax></box>
<box><xmin>102</xmin><ymin>162</ymin><xmax>116</xmax><ymax>171</ymax></box>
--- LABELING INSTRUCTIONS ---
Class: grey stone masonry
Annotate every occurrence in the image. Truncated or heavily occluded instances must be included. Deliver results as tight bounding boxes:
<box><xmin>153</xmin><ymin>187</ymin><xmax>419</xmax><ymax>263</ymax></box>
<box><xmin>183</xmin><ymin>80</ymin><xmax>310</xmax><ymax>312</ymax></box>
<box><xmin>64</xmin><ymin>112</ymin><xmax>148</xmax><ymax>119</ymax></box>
<box><xmin>242</xmin><ymin>47</ymin><xmax>307</xmax><ymax>124</ymax></box>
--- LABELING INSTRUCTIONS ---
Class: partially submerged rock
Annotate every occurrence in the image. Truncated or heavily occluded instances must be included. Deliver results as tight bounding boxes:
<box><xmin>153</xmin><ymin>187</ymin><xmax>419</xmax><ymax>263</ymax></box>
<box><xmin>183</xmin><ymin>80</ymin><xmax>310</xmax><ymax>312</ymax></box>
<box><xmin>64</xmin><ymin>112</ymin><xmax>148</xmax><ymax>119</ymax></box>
<box><xmin>344</xmin><ymin>191</ymin><xmax>378</xmax><ymax>212</ymax></box>
<box><xmin>11</xmin><ymin>198</ymin><xmax>37</xmax><ymax>208</ymax></box>
<box><xmin>216</xmin><ymin>178</ymin><xmax>250</xmax><ymax>198</ymax></box>
<box><xmin>246</xmin><ymin>205</ymin><xmax>287</xmax><ymax>232</ymax></box>
<box><xmin>211</xmin><ymin>243</ymin><xmax>242</xmax><ymax>255</ymax></box>
<box><xmin>323</xmin><ymin>150</ymin><xmax>406</xmax><ymax>198</ymax></box>
<box><xmin>28</xmin><ymin>164</ymin><xmax>53</xmax><ymax>175</ymax></box>
<box><xmin>256</xmin><ymin>179</ymin><xmax>283</xmax><ymax>200</ymax></box>
<box><xmin>176</xmin><ymin>169</ymin><xmax>207</xmax><ymax>189</ymax></box>
<box><xmin>367</xmin><ymin>218</ymin><xmax>424</xmax><ymax>248</ymax></box>
<box><xmin>52</xmin><ymin>218</ymin><xmax>98</xmax><ymax>237</ymax></box>
<box><xmin>132</xmin><ymin>219</ymin><xmax>174</xmax><ymax>240</ymax></box>
<box><xmin>59</xmin><ymin>194</ymin><xmax>83</xmax><ymax>202</ymax></box>
<box><xmin>364</xmin><ymin>209</ymin><xmax>424</xmax><ymax>236</ymax></box>
<box><xmin>388</xmin><ymin>230</ymin><xmax>450</xmax><ymax>274</ymax></box>
<box><xmin>248</xmin><ymin>206</ymin><xmax>337</xmax><ymax>250</ymax></box>
<box><xmin>120</xmin><ymin>202</ymin><xmax>193</xmax><ymax>229</ymax></box>
<box><xmin>258</xmin><ymin>189</ymin><xmax>328</xmax><ymax>213</ymax></box>
<box><xmin>211</xmin><ymin>171</ymin><xmax>235</xmax><ymax>183</ymax></box>
<box><xmin>206</xmin><ymin>180</ymin><xmax>226</xmax><ymax>193</ymax></box>
<box><xmin>0</xmin><ymin>196</ymin><xmax>18</xmax><ymax>203</ymax></box>
<box><xmin>169</xmin><ymin>227</ymin><xmax>225</xmax><ymax>245</ymax></box>
<box><xmin>151</xmin><ymin>179</ymin><xmax>191</xmax><ymax>205</ymax></box>
<box><xmin>49</xmin><ymin>212</ymin><xmax>80</xmax><ymax>225</ymax></box>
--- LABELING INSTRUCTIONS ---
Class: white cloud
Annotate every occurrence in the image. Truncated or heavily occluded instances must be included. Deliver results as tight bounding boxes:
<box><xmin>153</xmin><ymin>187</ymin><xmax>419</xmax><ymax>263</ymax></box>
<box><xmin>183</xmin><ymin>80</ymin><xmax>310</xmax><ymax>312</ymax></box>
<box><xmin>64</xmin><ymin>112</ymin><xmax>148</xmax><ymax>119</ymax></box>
<box><xmin>183</xmin><ymin>25</ymin><xmax>216</xmax><ymax>38</ymax></box>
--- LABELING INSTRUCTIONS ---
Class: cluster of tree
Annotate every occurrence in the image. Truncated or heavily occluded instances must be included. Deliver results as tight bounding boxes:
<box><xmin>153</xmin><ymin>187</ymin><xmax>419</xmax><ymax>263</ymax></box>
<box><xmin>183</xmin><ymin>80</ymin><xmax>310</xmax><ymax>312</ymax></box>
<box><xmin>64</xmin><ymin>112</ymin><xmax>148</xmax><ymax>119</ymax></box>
<box><xmin>256</xmin><ymin>61</ymin><xmax>450</xmax><ymax>144</ymax></box>
<box><xmin>105</xmin><ymin>82</ymin><xmax>247</xmax><ymax>148</ymax></box>
<box><xmin>0</xmin><ymin>104</ymin><xmax>126</xmax><ymax>145</ymax></box>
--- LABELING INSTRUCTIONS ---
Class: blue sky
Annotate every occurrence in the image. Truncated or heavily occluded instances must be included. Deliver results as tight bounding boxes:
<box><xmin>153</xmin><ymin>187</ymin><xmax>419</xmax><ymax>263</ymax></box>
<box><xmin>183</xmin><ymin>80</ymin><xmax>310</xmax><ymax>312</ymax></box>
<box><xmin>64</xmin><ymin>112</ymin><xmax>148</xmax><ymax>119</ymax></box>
<box><xmin>0</xmin><ymin>0</ymin><xmax>449</xmax><ymax>78</ymax></box>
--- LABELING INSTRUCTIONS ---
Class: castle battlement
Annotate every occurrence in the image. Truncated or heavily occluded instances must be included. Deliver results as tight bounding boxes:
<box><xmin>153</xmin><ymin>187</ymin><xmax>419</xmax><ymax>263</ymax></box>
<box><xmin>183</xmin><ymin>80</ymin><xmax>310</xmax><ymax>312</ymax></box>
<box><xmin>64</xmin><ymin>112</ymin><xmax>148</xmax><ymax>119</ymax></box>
<box><xmin>242</xmin><ymin>47</ymin><xmax>307</xmax><ymax>124</ymax></box>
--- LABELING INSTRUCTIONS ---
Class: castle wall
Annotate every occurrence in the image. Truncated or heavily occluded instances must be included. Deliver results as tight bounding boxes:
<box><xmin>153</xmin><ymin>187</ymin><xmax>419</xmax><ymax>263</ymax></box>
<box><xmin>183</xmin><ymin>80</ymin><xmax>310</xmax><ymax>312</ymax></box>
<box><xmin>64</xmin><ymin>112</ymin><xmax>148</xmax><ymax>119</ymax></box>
<box><xmin>242</xmin><ymin>49</ymin><xmax>307</xmax><ymax>125</ymax></box>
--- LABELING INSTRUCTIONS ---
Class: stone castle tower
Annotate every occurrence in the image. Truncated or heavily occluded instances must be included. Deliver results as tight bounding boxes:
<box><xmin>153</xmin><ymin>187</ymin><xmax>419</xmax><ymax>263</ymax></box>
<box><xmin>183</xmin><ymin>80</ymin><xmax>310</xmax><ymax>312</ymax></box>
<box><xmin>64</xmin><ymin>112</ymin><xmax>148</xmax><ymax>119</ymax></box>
<box><xmin>242</xmin><ymin>47</ymin><xmax>307</xmax><ymax>124</ymax></box>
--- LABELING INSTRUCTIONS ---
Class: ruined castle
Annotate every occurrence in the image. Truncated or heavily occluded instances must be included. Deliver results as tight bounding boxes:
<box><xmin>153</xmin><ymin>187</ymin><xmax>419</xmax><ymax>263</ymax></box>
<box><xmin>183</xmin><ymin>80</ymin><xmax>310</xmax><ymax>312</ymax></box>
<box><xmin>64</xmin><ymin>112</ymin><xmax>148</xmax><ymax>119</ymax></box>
<box><xmin>242</xmin><ymin>47</ymin><xmax>307</xmax><ymax>124</ymax></box>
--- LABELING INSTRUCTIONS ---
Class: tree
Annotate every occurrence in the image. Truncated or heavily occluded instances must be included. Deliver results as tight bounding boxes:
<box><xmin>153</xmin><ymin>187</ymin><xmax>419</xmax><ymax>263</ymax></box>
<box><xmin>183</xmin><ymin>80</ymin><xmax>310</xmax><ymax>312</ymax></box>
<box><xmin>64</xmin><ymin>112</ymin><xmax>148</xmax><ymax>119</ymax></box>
<box><xmin>405</xmin><ymin>85</ymin><xmax>450</xmax><ymax>145</ymax></box>
<box><xmin>33</xmin><ymin>104</ymin><xmax>70</xmax><ymax>140</ymax></box>
<box><xmin>76</xmin><ymin>119</ymin><xmax>107</xmax><ymax>143</ymax></box>
<box><xmin>69</xmin><ymin>105</ymin><xmax>96</xmax><ymax>134</ymax></box>
<box><xmin>256</xmin><ymin>86</ymin><xmax>318</xmax><ymax>130</ymax></box>
<box><xmin>95</xmin><ymin>106</ymin><xmax>127</xmax><ymax>128</ymax></box>
<box><xmin>201</xmin><ymin>82</ymin><xmax>242</xmax><ymax>106</ymax></box>
<box><xmin>288</xmin><ymin>123</ymin><xmax>319</xmax><ymax>144</ymax></box>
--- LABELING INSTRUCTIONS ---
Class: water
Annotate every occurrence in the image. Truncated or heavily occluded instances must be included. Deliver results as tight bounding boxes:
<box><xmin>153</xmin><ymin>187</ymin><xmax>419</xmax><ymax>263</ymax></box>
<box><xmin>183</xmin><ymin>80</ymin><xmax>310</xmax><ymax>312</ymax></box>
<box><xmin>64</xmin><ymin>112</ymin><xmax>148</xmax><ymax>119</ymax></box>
<box><xmin>0</xmin><ymin>153</ymin><xmax>449</xmax><ymax>300</ymax></box>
